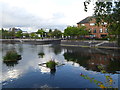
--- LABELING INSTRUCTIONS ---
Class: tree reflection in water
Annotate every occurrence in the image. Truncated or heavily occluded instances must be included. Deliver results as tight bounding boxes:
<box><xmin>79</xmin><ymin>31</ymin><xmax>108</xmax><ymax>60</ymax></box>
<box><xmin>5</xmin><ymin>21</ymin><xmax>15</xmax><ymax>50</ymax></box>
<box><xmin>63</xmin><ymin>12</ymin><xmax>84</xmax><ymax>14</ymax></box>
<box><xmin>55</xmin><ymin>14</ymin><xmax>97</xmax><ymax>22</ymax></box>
<box><xmin>38</xmin><ymin>52</ymin><xmax>45</xmax><ymax>58</ymax></box>
<box><xmin>62</xmin><ymin>47</ymin><xmax>119</xmax><ymax>88</ymax></box>
<box><xmin>50</xmin><ymin>68</ymin><xmax>56</xmax><ymax>76</ymax></box>
<box><xmin>63</xmin><ymin>47</ymin><xmax>120</xmax><ymax>74</ymax></box>
<box><xmin>50</xmin><ymin>45</ymin><xmax>62</xmax><ymax>55</ymax></box>
<box><xmin>3</xmin><ymin>61</ymin><xmax>19</xmax><ymax>67</ymax></box>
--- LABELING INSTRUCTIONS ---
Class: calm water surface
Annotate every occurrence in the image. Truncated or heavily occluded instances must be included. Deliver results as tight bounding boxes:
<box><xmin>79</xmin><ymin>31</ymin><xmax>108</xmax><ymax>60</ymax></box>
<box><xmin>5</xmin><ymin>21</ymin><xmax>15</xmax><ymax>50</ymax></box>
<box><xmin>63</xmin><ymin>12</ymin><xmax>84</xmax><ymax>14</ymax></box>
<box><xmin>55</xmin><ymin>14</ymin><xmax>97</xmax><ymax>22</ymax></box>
<box><xmin>1</xmin><ymin>44</ymin><xmax>120</xmax><ymax>88</ymax></box>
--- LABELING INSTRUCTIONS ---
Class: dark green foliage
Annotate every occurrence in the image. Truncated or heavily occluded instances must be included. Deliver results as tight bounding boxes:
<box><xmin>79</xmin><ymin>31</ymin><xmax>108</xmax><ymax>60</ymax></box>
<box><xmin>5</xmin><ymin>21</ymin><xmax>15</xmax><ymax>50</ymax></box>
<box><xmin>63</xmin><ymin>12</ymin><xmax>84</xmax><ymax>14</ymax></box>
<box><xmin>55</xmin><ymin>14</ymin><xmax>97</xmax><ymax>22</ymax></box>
<box><xmin>23</xmin><ymin>33</ymin><xmax>29</xmax><ymax>38</ymax></box>
<box><xmin>4</xmin><ymin>61</ymin><xmax>19</xmax><ymax>67</ymax></box>
<box><xmin>3</xmin><ymin>51</ymin><xmax>21</xmax><ymax>62</ymax></box>
<box><xmin>84</xmin><ymin>0</ymin><xmax>120</xmax><ymax>46</ymax></box>
<box><xmin>15</xmin><ymin>30</ymin><xmax>23</xmax><ymax>38</ymax></box>
<box><xmin>38</xmin><ymin>52</ymin><xmax>45</xmax><ymax>58</ymax></box>
<box><xmin>30</xmin><ymin>33</ymin><xmax>36</xmax><ymax>38</ymax></box>
<box><xmin>36</xmin><ymin>28</ymin><xmax>46</xmax><ymax>38</ymax></box>
<box><xmin>47</xmin><ymin>29</ymin><xmax>53</xmax><ymax>38</ymax></box>
<box><xmin>46</xmin><ymin>60</ymin><xmax>57</xmax><ymax>69</ymax></box>
<box><xmin>52</xmin><ymin>29</ymin><xmax>62</xmax><ymax>38</ymax></box>
<box><xmin>64</xmin><ymin>26</ymin><xmax>88</xmax><ymax>39</ymax></box>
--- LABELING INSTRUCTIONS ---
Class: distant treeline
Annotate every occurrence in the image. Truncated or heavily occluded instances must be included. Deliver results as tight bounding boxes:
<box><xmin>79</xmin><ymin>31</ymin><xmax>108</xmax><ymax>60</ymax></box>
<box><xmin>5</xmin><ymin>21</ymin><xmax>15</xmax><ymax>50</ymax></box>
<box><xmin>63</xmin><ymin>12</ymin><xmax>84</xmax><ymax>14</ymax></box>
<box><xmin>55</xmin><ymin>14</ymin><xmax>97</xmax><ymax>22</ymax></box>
<box><xmin>0</xmin><ymin>26</ymin><xmax>89</xmax><ymax>39</ymax></box>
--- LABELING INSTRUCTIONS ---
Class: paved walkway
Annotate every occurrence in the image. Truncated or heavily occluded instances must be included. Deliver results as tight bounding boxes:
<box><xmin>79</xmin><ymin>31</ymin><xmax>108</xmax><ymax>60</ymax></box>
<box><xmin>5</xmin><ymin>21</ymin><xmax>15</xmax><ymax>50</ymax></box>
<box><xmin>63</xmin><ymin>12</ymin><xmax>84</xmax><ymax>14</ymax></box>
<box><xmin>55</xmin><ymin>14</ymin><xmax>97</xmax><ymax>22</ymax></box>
<box><xmin>61</xmin><ymin>40</ymin><xmax>119</xmax><ymax>49</ymax></box>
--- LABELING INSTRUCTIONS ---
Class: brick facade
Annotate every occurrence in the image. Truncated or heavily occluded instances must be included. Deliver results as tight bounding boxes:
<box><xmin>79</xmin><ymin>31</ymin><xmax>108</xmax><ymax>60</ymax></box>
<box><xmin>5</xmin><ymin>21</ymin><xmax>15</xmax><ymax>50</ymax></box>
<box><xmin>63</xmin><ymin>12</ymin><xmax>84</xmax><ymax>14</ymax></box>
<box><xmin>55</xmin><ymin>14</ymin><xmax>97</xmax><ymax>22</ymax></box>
<box><xmin>77</xmin><ymin>17</ymin><xmax>108</xmax><ymax>38</ymax></box>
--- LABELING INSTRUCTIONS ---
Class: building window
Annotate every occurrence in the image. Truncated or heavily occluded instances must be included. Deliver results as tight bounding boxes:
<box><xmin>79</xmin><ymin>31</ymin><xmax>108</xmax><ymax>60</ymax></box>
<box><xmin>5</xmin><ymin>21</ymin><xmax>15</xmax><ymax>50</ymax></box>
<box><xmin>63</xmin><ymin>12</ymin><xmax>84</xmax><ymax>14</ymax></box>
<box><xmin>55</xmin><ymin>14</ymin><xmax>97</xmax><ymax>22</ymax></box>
<box><xmin>100</xmin><ymin>28</ymin><xmax>103</xmax><ymax>33</ymax></box>
<box><xmin>104</xmin><ymin>22</ymin><xmax>107</xmax><ymax>25</ymax></box>
<box><xmin>105</xmin><ymin>29</ymin><xmax>108</xmax><ymax>33</ymax></box>
<box><xmin>101</xmin><ymin>22</ymin><xmax>107</xmax><ymax>25</ymax></box>
<box><xmin>81</xmin><ymin>24</ymin><xmax>85</xmax><ymax>26</ymax></box>
<box><xmin>93</xmin><ymin>29</ymin><xmax>96</xmax><ymax>33</ymax></box>
<box><xmin>90</xmin><ymin>23</ymin><xmax>95</xmax><ymax>26</ymax></box>
<box><xmin>89</xmin><ymin>29</ymin><xmax>92</xmax><ymax>33</ymax></box>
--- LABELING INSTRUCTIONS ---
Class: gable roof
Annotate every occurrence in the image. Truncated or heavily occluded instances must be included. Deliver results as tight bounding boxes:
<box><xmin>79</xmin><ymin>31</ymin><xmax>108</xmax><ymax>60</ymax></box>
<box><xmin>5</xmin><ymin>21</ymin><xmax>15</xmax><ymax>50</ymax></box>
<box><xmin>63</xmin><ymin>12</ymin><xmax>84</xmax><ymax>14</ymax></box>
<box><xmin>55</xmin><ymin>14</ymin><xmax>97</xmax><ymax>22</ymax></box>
<box><xmin>77</xmin><ymin>16</ymin><xmax>94</xmax><ymax>24</ymax></box>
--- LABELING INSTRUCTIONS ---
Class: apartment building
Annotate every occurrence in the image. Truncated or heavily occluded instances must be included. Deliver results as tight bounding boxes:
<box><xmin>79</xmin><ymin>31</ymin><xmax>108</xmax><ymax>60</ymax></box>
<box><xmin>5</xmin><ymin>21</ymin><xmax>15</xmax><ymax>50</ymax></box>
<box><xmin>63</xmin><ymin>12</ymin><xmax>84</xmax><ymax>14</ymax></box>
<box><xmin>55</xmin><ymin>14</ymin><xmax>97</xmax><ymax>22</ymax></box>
<box><xmin>77</xmin><ymin>16</ymin><xmax>108</xmax><ymax>38</ymax></box>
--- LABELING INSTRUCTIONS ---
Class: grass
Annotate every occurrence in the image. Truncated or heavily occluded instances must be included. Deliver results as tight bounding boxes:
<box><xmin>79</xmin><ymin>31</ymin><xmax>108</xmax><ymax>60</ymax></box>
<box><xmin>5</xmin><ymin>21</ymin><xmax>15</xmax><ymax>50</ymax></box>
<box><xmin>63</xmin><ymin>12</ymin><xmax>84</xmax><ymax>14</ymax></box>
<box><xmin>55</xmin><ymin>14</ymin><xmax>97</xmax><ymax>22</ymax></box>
<box><xmin>3</xmin><ymin>50</ymin><xmax>21</xmax><ymax>62</ymax></box>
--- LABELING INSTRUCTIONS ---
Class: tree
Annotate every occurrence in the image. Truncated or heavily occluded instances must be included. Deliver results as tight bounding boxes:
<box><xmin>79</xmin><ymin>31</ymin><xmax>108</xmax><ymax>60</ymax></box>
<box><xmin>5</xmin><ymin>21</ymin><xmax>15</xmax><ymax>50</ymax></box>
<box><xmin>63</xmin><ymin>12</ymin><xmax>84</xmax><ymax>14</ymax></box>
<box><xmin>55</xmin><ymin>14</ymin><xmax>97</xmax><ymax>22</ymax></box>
<box><xmin>47</xmin><ymin>29</ymin><xmax>53</xmax><ymax>38</ymax></box>
<box><xmin>30</xmin><ymin>33</ymin><xmax>36</xmax><ymax>38</ymax></box>
<box><xmin>0</xmin><ymin>30</ymin><xmax>2</xmax><ymax>39</ymax></box>
<box><xmin>64</xmin><ymin>26</ymin><xmax>88</xmax><ymax>39</ymax></box>
<box><xmin>15</xmin><ymin>30</ymin><xmax>23</xmax><ymax>38</ymax></box>
<box><xmin>64</xmin><ymin>26</ymin><xmax>79</xmax><ymax>39</ymax></box>
<box><xmin>52</xmin><ymin>29</ymin><xmax>62</xmax><ymax>38</ymax></box>
<box><xmin>36</xmin><ymin>28</ymin><xmax>45</xmax><ymax>38</ymax></box>
<box><xmin>78</xmin><ymin>26</ymin><xmax>89</xmax><ymax>38</ymax></box>
<box><xmin>84</xmin><ymin>0</ymin><xmax>120</xmax><ymax>45</ymax></box>
<box><xmin>23</xmin><ymin>33</ymin><xmax>29</xmax><ymax>38</ymax></box>
<box><xmin>1</xmin><ymin>28</ymin><xmax>9</xmax><ymax>39</ymax></box>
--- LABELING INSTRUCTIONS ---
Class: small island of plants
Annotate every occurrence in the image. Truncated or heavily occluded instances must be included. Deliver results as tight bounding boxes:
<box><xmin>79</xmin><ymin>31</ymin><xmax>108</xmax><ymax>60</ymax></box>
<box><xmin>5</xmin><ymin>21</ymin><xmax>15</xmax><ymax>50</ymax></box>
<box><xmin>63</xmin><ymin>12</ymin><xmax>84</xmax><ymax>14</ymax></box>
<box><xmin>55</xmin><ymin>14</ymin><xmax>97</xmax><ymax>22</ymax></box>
<box><xmin>3</xmin><ymin>50</ymin><xmax>21</xmax><ymax>62</ymax></box>
<box><xmin>46</xmin><ymin>60</ymin><xmax>58</xmax><ymax>69</ymax></box>
<box><xmin>38</xmin><ymin>52</ymin><xmax>45</xmax><ymax>58</ymax></box>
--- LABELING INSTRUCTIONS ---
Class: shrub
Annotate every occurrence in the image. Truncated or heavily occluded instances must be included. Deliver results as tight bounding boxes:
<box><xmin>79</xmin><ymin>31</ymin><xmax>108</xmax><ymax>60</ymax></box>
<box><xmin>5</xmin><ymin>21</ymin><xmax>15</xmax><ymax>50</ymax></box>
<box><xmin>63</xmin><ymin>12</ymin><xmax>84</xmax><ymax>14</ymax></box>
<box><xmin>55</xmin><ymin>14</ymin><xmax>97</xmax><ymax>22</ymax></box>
<box><xmin>38</xmin><ymin>52</ymin><xmax>45</xmax><ymax>56</ymax></box>
<box><xmin>3</xmin><ymin>50</ymin><xmax>21</xmax><ymax>62</ymax></box>
<box><xmin>46</xmin><ymin>60</ymin><xmax>57</xmax><ymax>69</ymax></box>
<box><xmin>38</xmin><ymin>52</ymin><xmax>45</xmax><ymax>58</ymax></box>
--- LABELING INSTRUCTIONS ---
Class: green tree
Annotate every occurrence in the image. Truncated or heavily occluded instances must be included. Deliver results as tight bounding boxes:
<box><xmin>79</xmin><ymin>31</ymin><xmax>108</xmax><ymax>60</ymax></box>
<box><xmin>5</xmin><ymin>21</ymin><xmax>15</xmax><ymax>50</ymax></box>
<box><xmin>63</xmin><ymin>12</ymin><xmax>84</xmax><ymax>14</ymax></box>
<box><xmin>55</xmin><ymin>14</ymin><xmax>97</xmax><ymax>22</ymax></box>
<box><xmin>78</xmin><ymin>26</ymin><xmax>89</xmax><ymax>37</ymax></box>
<box><xmin>64</xmin><ymin>26</ymin><xmax>79</xmax><ymax>39</ymax></box>
<box><xmin>64</xmin><ymin>26</ymin><xmax>88</xmax><ymax>39</ymax></box>
<box><xmin>36</xmin><ymin>28</ymin><xmax>45</xmax><ymax>38</ymax></box>
<box><xmin>84</xmin><ymin>0</ymin><xmax>120</xmax><ymax>45</ymax></box>
<box><xmin>52</xmin><ymin>29</ymin><xmax>62</xmax><ymax>38</ymax></box>
<box><xmin>10</xmin><ymin>28</ymin><xmax>16</xmax><ymax>39</ymax></box>
<box><xmin>23</xmin><ymin>33</ymin><xmax>29</xmax><ymax>38</ymax></box>
<box><xmin>1</xmin><ymin>28</ymin><xmax>9</xmax><ymax>39</ymax></box>
<box><xmin>47</xmin><ymin>29</ymin><xmax>53</xmax><ymax>38</ymax></box>
<box><xmin>30</xmin><ymin>33</ymin><xmax>36</xmax><ymax>38</ymax></box>
<box><xmin>15</xmin><ymin>30</ymin><xmax>23</xmax><ymax>38</ymax></box>
<box><xmin>0</xmin><ymin>30</ymin><xmax>2</xmax><ymax>39</ymax></box>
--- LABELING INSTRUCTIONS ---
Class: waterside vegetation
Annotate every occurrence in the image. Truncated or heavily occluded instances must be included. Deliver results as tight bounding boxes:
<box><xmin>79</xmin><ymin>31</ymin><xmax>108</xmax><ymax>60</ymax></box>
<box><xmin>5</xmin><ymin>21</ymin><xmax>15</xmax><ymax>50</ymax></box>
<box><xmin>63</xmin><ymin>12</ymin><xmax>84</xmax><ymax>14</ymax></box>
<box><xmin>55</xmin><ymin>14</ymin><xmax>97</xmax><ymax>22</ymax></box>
<box><xmin>3</xmin><ymin>50</ymin><xmax>21</xmax><ymax>62</ymax></box>
<box><xmin>46</xmin><ymin>60</ymin><xmax>58</xmax><ymax>69</ymax></box>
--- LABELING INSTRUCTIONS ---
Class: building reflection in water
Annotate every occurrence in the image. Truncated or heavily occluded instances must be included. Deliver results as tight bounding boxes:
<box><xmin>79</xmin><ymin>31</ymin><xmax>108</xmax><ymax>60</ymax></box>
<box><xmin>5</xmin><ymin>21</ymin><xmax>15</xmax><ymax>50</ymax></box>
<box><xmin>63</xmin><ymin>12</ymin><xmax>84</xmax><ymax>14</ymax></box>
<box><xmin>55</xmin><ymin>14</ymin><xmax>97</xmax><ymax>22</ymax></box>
<box><xmin>63</xmin><ymin>46</ymin><xmax>120</xmax><ymax>74</ymax></box>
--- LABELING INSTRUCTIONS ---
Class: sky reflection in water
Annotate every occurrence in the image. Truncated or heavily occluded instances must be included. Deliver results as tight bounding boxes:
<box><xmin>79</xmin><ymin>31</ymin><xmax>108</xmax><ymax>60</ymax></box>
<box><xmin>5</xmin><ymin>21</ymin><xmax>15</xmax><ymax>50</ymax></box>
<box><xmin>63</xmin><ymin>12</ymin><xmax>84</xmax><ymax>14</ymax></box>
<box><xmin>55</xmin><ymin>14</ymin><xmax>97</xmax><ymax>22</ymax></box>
<box><xmin>1</xmin><ymin>44</ymin><xmax>120</xmax><ymax>88</ymax></box>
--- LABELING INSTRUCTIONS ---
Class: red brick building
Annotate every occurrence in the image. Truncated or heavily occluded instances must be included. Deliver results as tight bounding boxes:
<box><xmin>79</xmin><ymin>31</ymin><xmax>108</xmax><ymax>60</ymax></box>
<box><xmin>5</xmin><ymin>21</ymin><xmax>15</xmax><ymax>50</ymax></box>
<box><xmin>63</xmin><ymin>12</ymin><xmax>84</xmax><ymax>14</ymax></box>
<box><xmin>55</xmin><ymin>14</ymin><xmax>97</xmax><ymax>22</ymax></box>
<box><xmin>77</xmin><ymin>16</ymin><xmax>108</xmax><ymax>38</ymax></box>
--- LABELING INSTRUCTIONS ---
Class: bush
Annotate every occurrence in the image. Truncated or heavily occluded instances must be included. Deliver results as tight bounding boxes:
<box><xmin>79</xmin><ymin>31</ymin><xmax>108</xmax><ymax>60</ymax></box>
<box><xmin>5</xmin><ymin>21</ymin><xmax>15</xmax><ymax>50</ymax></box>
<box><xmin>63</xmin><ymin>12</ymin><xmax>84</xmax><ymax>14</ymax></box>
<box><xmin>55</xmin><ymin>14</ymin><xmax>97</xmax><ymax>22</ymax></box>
<box><xmin>38</xmin><ymin>52</ymin><xmax>45</xmax><ymax>58</ymax></box>
<box><xmin>46</xmin><ymin>60</ymin><xmax>57</xmax><ymax>69</ymax></box>
<box><xmin>38</xmin><ymin>52</ymin><xmax>45</xmax><ymax>56</ymax></box>
<box><xmin>3</xmin><ymin>50</ymin><xmax>21</xmax><ymax>62</ymax></box>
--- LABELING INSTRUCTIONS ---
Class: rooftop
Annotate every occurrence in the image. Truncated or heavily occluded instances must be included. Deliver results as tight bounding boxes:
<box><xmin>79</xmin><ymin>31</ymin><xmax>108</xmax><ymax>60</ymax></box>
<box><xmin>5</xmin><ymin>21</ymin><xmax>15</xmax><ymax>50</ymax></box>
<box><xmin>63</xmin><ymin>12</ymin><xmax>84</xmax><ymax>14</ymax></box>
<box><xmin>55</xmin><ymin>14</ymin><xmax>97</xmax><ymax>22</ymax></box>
<box><xmin>77</xmin><ymin>16</ymin><xmax>94</xmax><ymax>24</ymax></box>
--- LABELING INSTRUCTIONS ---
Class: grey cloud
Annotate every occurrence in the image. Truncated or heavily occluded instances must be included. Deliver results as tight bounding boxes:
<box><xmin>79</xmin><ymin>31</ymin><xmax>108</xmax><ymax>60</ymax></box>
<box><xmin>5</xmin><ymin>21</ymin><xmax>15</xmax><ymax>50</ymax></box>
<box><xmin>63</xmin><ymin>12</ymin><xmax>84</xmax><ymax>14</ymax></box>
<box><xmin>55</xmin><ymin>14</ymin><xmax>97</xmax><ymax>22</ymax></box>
<box><xmin>1</xmin><ymin>2</ymin><xmax>67</xmax><ymax>31</ymax></box>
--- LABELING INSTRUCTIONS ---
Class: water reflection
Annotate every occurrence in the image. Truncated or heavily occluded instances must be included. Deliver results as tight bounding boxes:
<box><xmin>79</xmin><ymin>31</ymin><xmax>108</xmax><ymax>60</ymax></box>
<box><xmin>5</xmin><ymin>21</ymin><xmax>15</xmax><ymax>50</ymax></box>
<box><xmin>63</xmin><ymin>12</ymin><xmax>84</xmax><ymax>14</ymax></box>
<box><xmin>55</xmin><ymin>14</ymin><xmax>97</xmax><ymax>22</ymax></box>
<box><xmin>38</xmin><ymin>63</ymin><xmax>56</xmax><ymax>75</ymax></box>
<box><xmin>3</xmin><ymin>61</ymin><xmax>19</xmax><ymax>67</ymax></box>
<box><xmin>38</xmin><ymin>65</ymin><xmax>50</xmax><ymax>73</ymax></box>
<box><xmin>50</xmin><ymin>68</ymin><xmax>56</xmax><ymax>75</ymax></box>
<box><xmin>3</xmin><ymin>49</ymin><xmax>22</xmax><ymax>67</ymax></box>
<box><xmin>2</xmin><ymin>44</ymin><xmax>119</xmax><ymax>88</ymax></box>
<box><xmin>63</xmin><ymin>46</ymin><xmax>120</xmax><ymax>74</ymax></box>
<box><xmin>50</xmin><ymin>45</ymin><xmax>62</xmax><ymax>55</ymax></box>
<box><xmin>17</xmin><ymin>44</ymin><xmax>23</xmax><ymax>54</ymax></box>
<box><xmin>38</xmin><ymin>52</ymin><xmax>45</xmax><ymax>58</ymax></box>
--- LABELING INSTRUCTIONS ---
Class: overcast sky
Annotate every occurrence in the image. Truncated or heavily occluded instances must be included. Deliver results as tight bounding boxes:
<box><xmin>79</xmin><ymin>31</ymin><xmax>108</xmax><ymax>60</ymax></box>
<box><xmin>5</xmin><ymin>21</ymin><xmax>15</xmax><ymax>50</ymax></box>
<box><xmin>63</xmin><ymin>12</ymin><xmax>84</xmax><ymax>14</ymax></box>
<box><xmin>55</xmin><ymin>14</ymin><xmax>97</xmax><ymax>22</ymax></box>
<box><xmin>0</xmin><ymin>0</ymin><xmax>94</xmax><ymax>32</ymax></box>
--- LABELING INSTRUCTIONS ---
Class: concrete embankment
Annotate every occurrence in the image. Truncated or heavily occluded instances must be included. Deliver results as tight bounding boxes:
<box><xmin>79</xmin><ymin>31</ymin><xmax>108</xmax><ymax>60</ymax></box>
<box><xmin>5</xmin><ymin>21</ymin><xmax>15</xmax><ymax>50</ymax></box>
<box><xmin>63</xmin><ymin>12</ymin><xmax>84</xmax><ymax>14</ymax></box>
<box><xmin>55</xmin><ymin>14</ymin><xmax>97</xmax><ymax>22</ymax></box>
<box><xmin>0</xmin><ymin>39</ymin><xmax>61</xmax><ymax>45</ymax></box>
<box><xmin>61</xmin><ymin>40</ymin><xmax>119</xmax><ymax>49</ymax></box>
